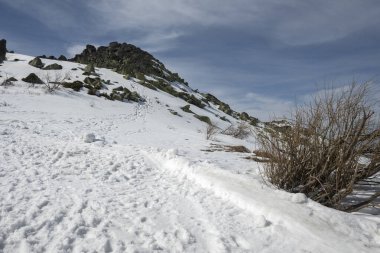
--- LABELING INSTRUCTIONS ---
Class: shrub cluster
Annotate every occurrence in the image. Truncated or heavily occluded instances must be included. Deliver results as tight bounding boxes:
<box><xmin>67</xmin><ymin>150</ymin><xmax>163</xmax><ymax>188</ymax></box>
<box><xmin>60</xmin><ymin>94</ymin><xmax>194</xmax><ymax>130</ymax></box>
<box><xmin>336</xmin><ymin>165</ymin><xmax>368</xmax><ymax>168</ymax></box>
<box><xmin>256</xmin><ymin>82</ymin><xmax>380</xmax><ymax>210</ymax></box>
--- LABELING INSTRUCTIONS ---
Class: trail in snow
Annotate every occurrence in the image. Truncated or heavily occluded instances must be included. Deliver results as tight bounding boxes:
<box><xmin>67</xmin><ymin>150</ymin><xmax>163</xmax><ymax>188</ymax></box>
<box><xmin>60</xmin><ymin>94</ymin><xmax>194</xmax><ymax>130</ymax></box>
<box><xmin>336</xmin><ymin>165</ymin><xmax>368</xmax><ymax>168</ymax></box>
<box><xmin>1</xmin><ymin>115</ymin><xmax>379</xmax><ymax>253</ymax></box>
<box><xmin>0</xmin><ymin>117</ymin><xmax>282</xmax><ymax>253</ymax></box>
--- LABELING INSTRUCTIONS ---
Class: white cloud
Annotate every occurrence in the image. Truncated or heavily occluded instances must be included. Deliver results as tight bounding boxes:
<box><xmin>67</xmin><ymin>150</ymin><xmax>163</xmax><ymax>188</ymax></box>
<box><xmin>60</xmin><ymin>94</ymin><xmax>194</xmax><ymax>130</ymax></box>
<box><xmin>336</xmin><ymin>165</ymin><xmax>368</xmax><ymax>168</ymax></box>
<box><xmin>230</xmin><ymin>92</ymin><xmax>295</xmax><ymax>121</ymax></box>
<box><xmin>89</xmin><ymin>0</ymin><xmax>255</xmax><ymax>30</ymax></box>
<box><xmin>66</xmin><ymin>43</ymin><xmax>101</xmax><ymax>57</ymax></box>
<box><xmin>66</xmin><ymin>44</ymin><xmax>86</xmax><ymax>57</ymax></box>
<box><xmin>130</xmin><ymin>31</ymin><xmax>184</xmax><ymax>53</ymax></box>
<box><xmin>88</xmin><ymin>0</ymin><xmax>380</xmax><ymax>46</ymax></box>
<box><xmin>2</xmin><ymin>0</ymin><xmax>380</xmax><ymax>48</ymax></box>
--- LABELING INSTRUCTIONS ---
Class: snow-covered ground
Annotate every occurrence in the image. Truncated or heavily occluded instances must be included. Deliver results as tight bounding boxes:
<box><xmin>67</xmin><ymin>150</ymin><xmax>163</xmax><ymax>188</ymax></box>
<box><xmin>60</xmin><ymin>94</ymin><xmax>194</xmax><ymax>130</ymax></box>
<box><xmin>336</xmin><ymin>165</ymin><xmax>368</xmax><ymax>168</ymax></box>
<box><xmin>1</xmin><ymin>54</ymin><xmax>379</xmax><ymax>252</ymax></box>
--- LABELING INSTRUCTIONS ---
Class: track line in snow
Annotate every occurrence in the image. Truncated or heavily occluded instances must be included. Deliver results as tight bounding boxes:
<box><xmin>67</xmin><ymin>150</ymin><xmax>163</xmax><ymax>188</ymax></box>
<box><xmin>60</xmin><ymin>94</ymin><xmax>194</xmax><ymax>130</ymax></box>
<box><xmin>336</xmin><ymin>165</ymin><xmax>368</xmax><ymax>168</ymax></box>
<box><xmin>1</xmin><ymin>125</ymin><xmax>267</xmax><ymax>252</ymax></box>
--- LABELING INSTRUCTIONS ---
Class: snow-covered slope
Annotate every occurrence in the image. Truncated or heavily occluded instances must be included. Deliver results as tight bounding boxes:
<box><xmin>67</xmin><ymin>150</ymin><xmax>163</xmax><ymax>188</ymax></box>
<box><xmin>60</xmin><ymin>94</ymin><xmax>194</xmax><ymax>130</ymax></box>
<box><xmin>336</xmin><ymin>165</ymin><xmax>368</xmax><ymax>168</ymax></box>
<box><xmin>0</xmin><ymin>54</ymin><xmax>379</xmax><ymax>252</ymax></box>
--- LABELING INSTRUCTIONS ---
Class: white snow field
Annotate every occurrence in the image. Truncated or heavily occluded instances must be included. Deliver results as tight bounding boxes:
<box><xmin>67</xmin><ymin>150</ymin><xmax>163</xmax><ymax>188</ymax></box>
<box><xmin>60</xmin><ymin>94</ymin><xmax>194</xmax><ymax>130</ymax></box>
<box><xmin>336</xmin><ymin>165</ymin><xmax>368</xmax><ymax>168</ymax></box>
<box><xmin>0</xmin><ymin>54</ymin><xmax>379</xmax><ymax>253</ymax></box>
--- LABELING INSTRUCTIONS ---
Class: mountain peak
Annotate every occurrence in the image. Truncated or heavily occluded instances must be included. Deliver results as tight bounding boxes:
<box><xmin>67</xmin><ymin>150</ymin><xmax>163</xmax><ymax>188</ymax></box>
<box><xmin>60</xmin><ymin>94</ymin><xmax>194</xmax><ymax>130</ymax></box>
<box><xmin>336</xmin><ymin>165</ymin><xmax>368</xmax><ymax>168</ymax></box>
<box><xmin>72</xmin><ymin>41</ymin><xmax>188</xmax><ymax>86</ymax></box>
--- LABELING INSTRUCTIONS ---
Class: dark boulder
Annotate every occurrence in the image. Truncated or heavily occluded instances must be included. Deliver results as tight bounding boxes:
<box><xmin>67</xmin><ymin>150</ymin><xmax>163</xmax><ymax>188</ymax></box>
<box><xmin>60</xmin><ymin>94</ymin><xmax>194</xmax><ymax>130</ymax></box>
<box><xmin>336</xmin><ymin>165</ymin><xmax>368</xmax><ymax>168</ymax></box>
<box><xmin>84</xmin><ymin>63</ymin><xmax>95</xmax><ymax>73</ymax></box>
<box><xmin>22</xmin><ymin>73</ymin><xmax>44</xmax><ymax>84</ymax></box>
<box><xmin>239</xmin><ymin>112</ymin><xmax>259</xmax><ymax>126</ymax></box>
<box><xmin>240</xmin><ymin>112</ymin><xmax>250</xmax><ymax>121</ymax></box>
<box><xmin>1</xmin><ymin>77</ymin><xmax>17</xmax><ymax>86</ymax></box>
<box><xmin>63</xmin><ymin>80</ymin><xmax>83</xmax><ymax>91</ymax></box>
<box><xmin>0</xmin><ymin>39</ymin><xmax>6</xmax><ymax>63</ymax></box>
<box><xmin>58</xmin><ymin>55</ymin><xmax>67</xmax><ymax>61</ymax></box>
<box><xmin>7</xmin><ymin>77</ymin><xmax>17</xmax><ymax>82</ymax></box>
<box><xmin>28</xmin><ymin>57</ymin><xmax>44</xmax><ymax>68</ymax></box>
<box><xmin>43</xmin><ymin>63</ymin><xmax>63</xmax><ymax>70</ymax></box>
<box><xmin>84</xmin><ymin>77</ymin><xmax>102</xmax><ymax>90</ymax></box>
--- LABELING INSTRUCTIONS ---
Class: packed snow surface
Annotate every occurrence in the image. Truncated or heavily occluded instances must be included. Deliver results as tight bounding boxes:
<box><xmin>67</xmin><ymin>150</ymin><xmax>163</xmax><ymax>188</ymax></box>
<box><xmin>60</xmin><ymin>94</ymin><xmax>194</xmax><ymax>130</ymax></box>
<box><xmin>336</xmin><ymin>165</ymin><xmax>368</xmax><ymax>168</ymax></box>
<box><xmin>0</xmin><ymin>54</ymin><xmax>379</xmax><ymax>252</ymax></box>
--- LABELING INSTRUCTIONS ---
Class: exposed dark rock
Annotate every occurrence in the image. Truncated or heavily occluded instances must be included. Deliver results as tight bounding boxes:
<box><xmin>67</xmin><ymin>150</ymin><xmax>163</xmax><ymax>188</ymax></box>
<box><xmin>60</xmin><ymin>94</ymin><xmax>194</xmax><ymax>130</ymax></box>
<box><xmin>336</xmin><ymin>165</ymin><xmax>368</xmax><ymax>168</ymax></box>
<box><xmin>204</xmin><ymin>93</ymin><xmax>233</xmax><ymax>115</ymax></box>
<box><xmin>194</xmin><ymin>115</ymin><xmax>211</xmax><ymax>125</ymax></box>
<box><xmin>110</xmin><ymin>86</ymin><xmax>144</xmax><ymax>102</ymax></box>
<box><xmin>72</xmin><ymin>42</ymin><xmax>188</xmax><ymax>85</ymax></box>
<box><xmin>177</xmin><ymin>93</ymin><xmax>205</xmax><ymax>108</ymax></box>
<box><xmin>43</xmin><ymin>63</ymin><xmax>63</xmax><ymax>70</ymax></box>
<box><xmin>1</xmin><ymin>76</ymin><xmax>17</xmax><ymax>86</ymax></box>
<box><xmin>83</xmin><ymin>63</ymin><xmax>95</xmax><ymax>74</ymax></box>
<box><xmin>58</xmin><ymin>55</ymin><xmax>67</xmax><ymax>61</ymax></box>
<box><xmin>22</xmin><ymin>73</ymin><xmax>44</xmax><ymax>84</ymax></box>
<box><xmin>28</xmin><ymin>57</ymin><xmax>44</xmax><ymax>68</ymax></box>
<box><xmin>240</xmin><ymin>112</ymin><xmax>250</xmax><ymax>121</ymax></box>
<box><xmin>181</xmin><ymin>105</ymin><xmax>193</xmax><ymax>113</ymax></box>
<box><xmin>239</xmin><ymin>112</ymin><xmax>259</xmax><ymax>126</ymax></box>
<box><xmin>7</xmin><ymin>77</ymin><xmax>17</xmax><ymax>82</ymax></box>
<box><xmin>48</xmin><ymin>55</ymin><xmax>56</xmax><ymax>60</ymax></box>
<box><xmin>0</xmin><ymin>39</ymin><xmax>6</xmax><ymax>63</ymax></box>
<box><xmin>84</xmin><ymin>77</ymin><xmax>102</xmax><ymax>90</ymax></box>
<box><xmin>63</xmin><ymin>80</ymin><xmax>83</xmax><ymax>91</ymax></box>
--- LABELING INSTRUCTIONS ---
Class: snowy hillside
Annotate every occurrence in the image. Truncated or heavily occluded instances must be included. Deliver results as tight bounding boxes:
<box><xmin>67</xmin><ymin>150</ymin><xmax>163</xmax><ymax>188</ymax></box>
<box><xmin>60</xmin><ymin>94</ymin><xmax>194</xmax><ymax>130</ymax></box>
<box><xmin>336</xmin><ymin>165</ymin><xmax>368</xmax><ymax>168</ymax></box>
<box><xmin>0</xmin><ymin>53</ymin><xmax>379</xmax><ymax>253</ymax></box>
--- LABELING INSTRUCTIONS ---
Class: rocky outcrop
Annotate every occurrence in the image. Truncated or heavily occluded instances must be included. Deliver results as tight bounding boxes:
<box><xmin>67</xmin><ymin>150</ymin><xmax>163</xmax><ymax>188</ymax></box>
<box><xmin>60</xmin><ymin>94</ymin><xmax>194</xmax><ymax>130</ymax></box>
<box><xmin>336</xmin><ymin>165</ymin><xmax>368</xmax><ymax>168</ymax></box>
<box><xmin>58</xmin><ymin>55</ymin><xmax>67</xmax><ymax>61</ymax></box>
<box><xmin>43</xmin><ymin>63</ymin><xmax>63</xmax><ymax>70</ymax></box>
<box><xmin>0</xmin><ymin>39</ymin><xmax>6</xmax><ymax>63</ymax></box>
<box><xmin>22</xmin><ymin>73</ymin><xmax>44</xmax><ymax>84</ymax></box>
<box><xmin>83</xmin><ymin>63</ymin><xmax>95</xmax><ymax>75</ymax></box>
<box><xmin>72</xmin><ymin>42</ymin><xmax>188</xmax><ymax>85</ymax></box>
<box><xmin>239</xmin><ymin>112</ymin><xmax>259</xmax><ymax>126</ymax></box>
<box><xmin>28</xmin><ymin>57</ymin><xmax>44</xmax><ymax>68</ymax></box>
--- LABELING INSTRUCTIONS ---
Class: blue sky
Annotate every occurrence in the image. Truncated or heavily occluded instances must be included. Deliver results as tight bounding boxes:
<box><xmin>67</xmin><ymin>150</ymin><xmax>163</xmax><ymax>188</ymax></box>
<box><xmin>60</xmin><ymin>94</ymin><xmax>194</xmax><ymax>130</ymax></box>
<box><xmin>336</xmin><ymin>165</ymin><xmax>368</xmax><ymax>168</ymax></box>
<box><xmin>1</xmin><ymin>0</ymin><xmax>380</xmax><ymax>120</ymax></box>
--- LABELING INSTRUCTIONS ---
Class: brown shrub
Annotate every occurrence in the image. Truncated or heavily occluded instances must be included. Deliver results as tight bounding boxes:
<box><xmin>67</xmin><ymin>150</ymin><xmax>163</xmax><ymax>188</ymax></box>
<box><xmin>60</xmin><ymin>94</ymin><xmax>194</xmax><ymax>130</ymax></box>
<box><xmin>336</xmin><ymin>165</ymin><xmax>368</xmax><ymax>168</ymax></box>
<box><xmin>256</xmin><ymin>82</ymin><xmax>380</xmax><ymax>209</ymax></box>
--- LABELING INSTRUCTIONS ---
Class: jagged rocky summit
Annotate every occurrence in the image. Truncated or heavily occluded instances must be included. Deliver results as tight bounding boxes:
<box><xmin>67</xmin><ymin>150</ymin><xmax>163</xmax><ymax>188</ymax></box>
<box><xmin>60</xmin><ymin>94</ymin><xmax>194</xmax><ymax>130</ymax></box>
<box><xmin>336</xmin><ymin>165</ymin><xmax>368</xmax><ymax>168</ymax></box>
<box><xmin>72</xmin><ymin>42</ymin><xmax>187</xmax><ymax>85</ymax></box>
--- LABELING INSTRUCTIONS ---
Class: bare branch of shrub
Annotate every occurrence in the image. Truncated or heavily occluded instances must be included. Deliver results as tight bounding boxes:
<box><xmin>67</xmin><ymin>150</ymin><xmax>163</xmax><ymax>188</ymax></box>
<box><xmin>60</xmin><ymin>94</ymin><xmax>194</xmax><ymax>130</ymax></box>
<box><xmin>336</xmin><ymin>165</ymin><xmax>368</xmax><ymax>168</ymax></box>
<box><xmin>256</xmin><ymin>81</ymin><xmax>380</xmax><ymax>209</ymax></box>
<box><xmin>43</xmin><ymin>71</ymin><xmax>71</xmax><ymax>93</ymax></box>
<box><xmin>221</xmin><ymin>121</ymin><xmax>251</xmax><ymax>139</ymax></box>
<box><xmin>206</xmin><ymin>122</ymin><xmax>219</xmax><ymax>140</ymax></box>
<box><xmin>0</xmin><ymin>73</ymin><xmax>14</xmax><ymax>87</ymax></box>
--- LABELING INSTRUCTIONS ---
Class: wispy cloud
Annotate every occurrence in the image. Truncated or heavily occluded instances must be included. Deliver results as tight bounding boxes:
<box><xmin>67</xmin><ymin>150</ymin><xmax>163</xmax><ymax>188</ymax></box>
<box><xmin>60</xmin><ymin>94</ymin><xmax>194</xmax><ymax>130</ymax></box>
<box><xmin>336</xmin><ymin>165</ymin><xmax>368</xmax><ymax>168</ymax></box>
<box><xmin>3</xmin><ymin>0</ymin><xmax>379</xmax><ymax>48</ymax></box>
<box><xmin>130</xmin><ymin>31</ymin><xmax>184</xmax><ymax>53</ymax></box>
<box><xmin>66</xmin><ymin>44</ymin><xmax>86</xmax><ymax>57</ymax></box>
<box><xmin>230</xmin><ymin>92</ymin><xmax>295</xmax><ymax>121</ymax></box>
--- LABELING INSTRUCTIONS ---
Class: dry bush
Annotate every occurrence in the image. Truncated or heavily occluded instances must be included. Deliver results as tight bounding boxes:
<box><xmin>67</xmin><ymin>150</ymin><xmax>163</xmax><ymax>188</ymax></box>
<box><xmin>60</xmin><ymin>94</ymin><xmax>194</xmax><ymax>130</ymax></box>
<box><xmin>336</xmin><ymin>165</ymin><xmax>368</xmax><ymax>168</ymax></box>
<box><xmin>43</xmin><ymin>71</ymin><xmax>71</xmax><ymax>93</ymax></box>
<box><xmin>256</xmin><ymin>82</ymin><xmax>380</xmax><ymax>209</ymax></box>
<box><xmin>0</xmin><ymin>73</ymin><xmax>15</xmax><ymax>87</ymax></box>
<box><xmin>206</xmin><ymin>122</ymin><xmax>219</xmax><ymax>140</ymax></box>
<box><xmin>222</xmin><ymin>122</ymin><xmax>251</xmax><ymax>139</ymax></box>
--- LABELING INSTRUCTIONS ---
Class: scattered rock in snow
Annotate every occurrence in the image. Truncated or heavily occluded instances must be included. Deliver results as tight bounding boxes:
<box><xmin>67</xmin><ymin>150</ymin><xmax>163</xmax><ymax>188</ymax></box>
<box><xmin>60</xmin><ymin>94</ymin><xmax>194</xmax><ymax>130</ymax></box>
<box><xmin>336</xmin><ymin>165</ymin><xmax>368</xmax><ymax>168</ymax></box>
<box><xmin>291</xmin><ymin>193</ymin><xmax>308</xmax><ymax>204</ymax></box>
<box><xmin>58</xmin><ymin>55</ymin><xmax>67</xmax><ymax>61</ymax></box>
<box><xmin>83</xmin><ymin>133</ymin><xmax>96</xmax><ymax>143</ymax></box>
<box><xmin>28</xmin><ymin>57</ymin><xmax>44</xmax><ymax>69</ymax></box>
<box><xmin>43</xmin><ymin>63</ymin><xmax>63</xmax><ymax>70</ymax></box>
<box><xmin>254</xmin><ymin>215</ymin><xmax>268</xmax><ymax>228</ymax></box>
<box><xmin>22</xmin><ymin>73</ymin><xmax>44</xmax><ymax>84</ymax></box>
